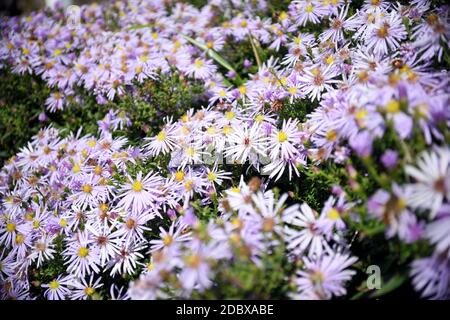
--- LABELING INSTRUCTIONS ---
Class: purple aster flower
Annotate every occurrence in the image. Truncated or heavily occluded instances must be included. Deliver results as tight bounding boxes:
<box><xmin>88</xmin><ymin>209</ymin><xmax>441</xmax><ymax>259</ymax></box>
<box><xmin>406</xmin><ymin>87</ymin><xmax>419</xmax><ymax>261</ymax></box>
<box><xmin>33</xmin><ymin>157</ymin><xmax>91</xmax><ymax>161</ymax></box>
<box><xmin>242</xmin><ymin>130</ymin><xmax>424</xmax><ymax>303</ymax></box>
<box><xmin>381</xmin><ymin>149</ymin><xmax>399</xmax><ymax>170</ymax></box>
<box><xmin>349</xmin><ymin>130</ymin><xmax>373</xmax><ymax>158</ymax></box>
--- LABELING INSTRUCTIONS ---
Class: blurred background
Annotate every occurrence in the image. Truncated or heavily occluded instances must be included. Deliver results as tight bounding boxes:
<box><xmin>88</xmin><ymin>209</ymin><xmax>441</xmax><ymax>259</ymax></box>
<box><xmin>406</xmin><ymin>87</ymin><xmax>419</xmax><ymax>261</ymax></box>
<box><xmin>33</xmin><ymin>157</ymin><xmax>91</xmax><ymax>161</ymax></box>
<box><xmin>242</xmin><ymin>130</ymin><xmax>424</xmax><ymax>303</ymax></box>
<box><xmin>0</xmin><ymin>0</ymin><xmax>100</xmax><ymax>16</ymax></box>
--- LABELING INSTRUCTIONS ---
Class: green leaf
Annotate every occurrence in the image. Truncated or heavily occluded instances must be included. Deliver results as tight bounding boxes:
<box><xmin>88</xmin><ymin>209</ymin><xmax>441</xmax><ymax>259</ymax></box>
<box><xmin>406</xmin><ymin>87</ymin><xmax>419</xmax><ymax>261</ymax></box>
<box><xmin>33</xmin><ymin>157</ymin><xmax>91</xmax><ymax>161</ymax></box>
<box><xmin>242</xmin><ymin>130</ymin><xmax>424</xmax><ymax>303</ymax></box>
<box><xmin>128</xmin><ymin>23</ymin><xmax>155</xmax><ymax>30</ymax></box>
<box><xmin>180</xmin><ymin>34</ymin><xmax>243</xmax><ymax>85</ymax></box>
<box><xmin>370</xmin><ymin>274</ymin><xmax>407</xmax><ymax>298</ymax></box>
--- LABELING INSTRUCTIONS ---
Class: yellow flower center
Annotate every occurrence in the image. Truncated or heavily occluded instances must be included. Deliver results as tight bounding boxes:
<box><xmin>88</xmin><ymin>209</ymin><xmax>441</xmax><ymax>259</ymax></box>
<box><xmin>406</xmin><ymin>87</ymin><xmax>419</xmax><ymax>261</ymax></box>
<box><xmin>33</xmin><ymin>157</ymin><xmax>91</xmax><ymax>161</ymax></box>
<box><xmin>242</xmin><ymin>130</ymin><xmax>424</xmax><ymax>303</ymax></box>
<box><xmin>232</xmin><ymin>218</ymin><xmax>243</xmax><ymax>228</ymax></box>
<box><xmin>87</xmin><ymin>139</ymin><xmax>96</xmax><ymax>148</ymax></box>
<box><xmin>207</xmin><ymin>126</ymin><xmax>216</xmax><ymax>135</ymax></box>
<box><xmin>33</xmin><ymin>220</ymin><xmax>40</xmax><ymax>229</ymax></box>
<box><xmin>194</xmin><ymin>59</ymin><xmax>204</xmax><ymax>68</ymax></box>
<box><xmin>6</xmin><ymin>223</ymin><xmax>15</xmax><ymax>233</ymax></box>
<box><xmin>85</xmin><ymin>287</ymin><xmax>95</xmax><ymax>296</ymax></box>
<box><xmin>186</xmin><ymin>147</ymin><xmax>195</xmax><ymax>157</ymax></box>
<box><xmin>16</xmin><ymin>233</ymin><xmax>25</xmax><ymax>244</ymax></box>
<box><xmin>99</xmin><ymin>203</ymin><xmax>108</xmax><ymax>212</ymax></box>
<box><xmin>386</xmin><ymin>100</ymin><xmax>400</xmax><ymax>113</ymax></box>
<box><xmin>222</xmin><ymin>125</ymin><xmax>233</xmax><ymax>135</ymax></box>
<box><xmin>279</xmin><ymin>11</ymin><xmax>288</xmax><ymax>20</ymax></box>
<box><xmin>59</xmin><ymin>218</ymin><xmax>67</xmax><ymax>227</ymax></box>
<box><xmin>288</xmin><ymin>87</ymin><xmax>298</xmax><ymax>95</ymax></box>
<box><xmin>355</xmin><ymin>109</ymin><xmax>368</xmax><ymax>120</ymax></box>
<box><xmin>254</xmin><ymin>114</ymin><xmax>265</xmax><ymax>122</ymax></box>
<box><xmin>174</xmin><ymin>171</ymin><xmax>185</xmax><ymax>182</ymax></box>
<box><xmin>156</xmin><ymin>131</ymin><xmax>166</xmax><ymax>141</ymax></box>
<box><xmin>72</xmin><ymin>163</ymin><xmax>81</xmax><ymax>173</ymax></box>
<box><xmin>305</xmin><ymin>4</ymin><xmax>314</xmax><ymax>13</ymax></box>
<box><xmin>94</xmin><ymin>166</ymin><xmax>102</xmax><ymax>175</ymax></box>
<box><xmin>239</xmin><ymin>86</ymin><xmax>247</xmax><ymax>94</ymax></box>
<box><xmin>185</xmin><ymin>180</ymin><xmax>194</xmax><ymax>191</ymax></box>
<box><xmin>225</xmin><ymin>111</ymin><xmax>235</xmax><ymax>121</ymax></box>
<box><xmin>207</xmin><ymin>172</ymin><xmax>217</xmax><ymax>182</ymax></box>
<box><xmin>328</xmin><ymin>208</ymin><xmax>340</xmax><ymax>220</ymax></box>
<box><xmin>185</xmin><ymin>254</ymin><xmax>201</xmax><ymax>268</ymax></box>
<box><xmin>49</xmin><ymin>280</ymin><xmax>60</xmax><ymax>290</ymax></box>
<box><xmin>311</xmin><ymin>270</ymin><xmax>325</xmax><ymax>285</ymax></box>
<box><xmin>397</xmin><ymin>198</ymin><xmax>407</xmax><ymax>210</ymax></box>
<box><xmin>163</xmin><ymin>235</ymin><xmax>173</xmax><ymax>246</ymax></box>
<box><xmin>132</xmin><ymin>181</ymin><xmax>144</xmax><ymax>192</ymax></box>
<box><xmin>326</xmin><ymin>55</ymin><xmax>334</xmax><ymax>65</ymax></box>
<box><xmin>82</xmin><ymin>184</ymin><xmax>93</xmax><ymax>194</ymax></box>
<box><xmin>277</xmin><ymin>131</ymin><xmax>288</xmax><ymax>143</ymax></box>
<box><xmin>78</xmin><ymin>247</ymin><xmax>89</xmax><ymax>258</ymax></box>
<box><xmin>326</xmin><ymin>129</ymin><xmax>337</xmax><ymax>141</ymax></box>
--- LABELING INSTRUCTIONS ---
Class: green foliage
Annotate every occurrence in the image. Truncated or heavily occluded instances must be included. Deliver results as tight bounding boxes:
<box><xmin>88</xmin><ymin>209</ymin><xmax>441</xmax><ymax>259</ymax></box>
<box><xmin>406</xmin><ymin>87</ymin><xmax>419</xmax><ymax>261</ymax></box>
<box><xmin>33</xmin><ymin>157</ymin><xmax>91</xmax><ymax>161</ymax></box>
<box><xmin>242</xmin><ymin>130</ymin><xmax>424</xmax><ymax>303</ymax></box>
<box><xmin>0</xmin><ymin>69</ymin><xmax>207</xmax><ymax>164</ymax></box>
<box><xmin>112</xmin><ymin>72</ymin><xmax>206</xmax><ymax>141</ymax></box>
<box><xmin>279</xmin><ymin>98</ymin><xmax>320</xmax><ymax>122</ymax></box>
<box><xmin>0</xmin><ymin>70</ymin><xmax>50</xmax><ymax>162</ymax></box>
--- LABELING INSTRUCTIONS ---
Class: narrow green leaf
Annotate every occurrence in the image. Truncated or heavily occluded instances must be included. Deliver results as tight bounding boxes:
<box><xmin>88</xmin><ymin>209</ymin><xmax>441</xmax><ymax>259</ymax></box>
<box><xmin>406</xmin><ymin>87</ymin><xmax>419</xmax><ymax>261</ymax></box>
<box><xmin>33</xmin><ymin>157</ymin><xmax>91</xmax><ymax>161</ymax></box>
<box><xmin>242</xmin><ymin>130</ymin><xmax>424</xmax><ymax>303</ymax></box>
<box><xmin>248</xmin><ymin>32</ymin><xmax>262</xmax><ymax>69</ymax></box>
<box><xmin>180</xmin><ymin>34</ymin><xmax>243</xmax><ymax>85</ymax></box>
<box><xmin>128</xmin><ymin>23</ymin><xmax>155</xmax><ymax>30</ymax></box>
<box><xmin>371</xmin><ymin>274</ymin><xmax>407</xmax><ymax>298</ymax></box>
<box><xmin>181</xmin><ymin>34</ymin><xmax>237</xmax><ymax>72</ymax></box>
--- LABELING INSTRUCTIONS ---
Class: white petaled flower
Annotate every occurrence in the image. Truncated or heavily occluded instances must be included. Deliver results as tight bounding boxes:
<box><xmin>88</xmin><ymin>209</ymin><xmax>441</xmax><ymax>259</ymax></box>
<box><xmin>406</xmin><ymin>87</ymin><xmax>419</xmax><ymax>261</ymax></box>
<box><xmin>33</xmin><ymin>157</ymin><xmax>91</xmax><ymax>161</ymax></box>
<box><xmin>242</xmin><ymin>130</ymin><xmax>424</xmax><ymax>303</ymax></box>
<box><xmin>410</xmin><ymin>253</ymin><xmax>450</xmax><ymax>299</ymax></box>
<box><xmin>149</xmin><ymin>219</ymin><xmax>192</xmax><ymax>252</ymax></box>
<box><xmin>42</xmin><ymin>274</ymin><xmax>73</xmax><ymax>300</ymax></box>
<box><xmin>365</xmin><ymin>12</ymin><xmax>407</xmax><ymax>55</ymax></box>
<box><xmin>109</xmin><ymin>241</ymin><xmax>146</xmax><ymax>276</ymax></box>
<box><xmin>283</xmin><ymin>202</ymin><xmax>332</xmax><ymax>257</ymax></box>
<box><xmin>85</xmin><ymin>222</ymin><xmax>120</xmax><ymax>267</ymax></box>
<box><xmin>249</xmin><ymin>192</ymin><xmax>290</xmax><ymax>235</ymax></box>
<box><xmin>28</xmin><ymin>235</ymin><xmax>56</xmax><ymax>268</ymax></box>
<box><xmin>116</xmin><ymin>171</ymin><xmax>165</xmax><ymax>214</ymax></box>
<box><xmin>71</xmin><ymin>274</ymin><xmax>103</xmax><ymax>300</ymax></box>
<box><xmin>269</xmin><ymin>118</ymin><xmax>302</xmax><ymax>161</ymax></box>
<box><xmin>110</xmin><ymin>212</ymin><xmax>153</xmax><ymax>245</ymax></box>
<box><xmin>179</xmin><ymin>144</ymin><xmax>205</xmax><ymax>168</ymax></box>
<box><xmin>0</xmin><ymin>219</ymin><xmax>19</xmax><ymax>248</ymax></box>
<box><xmin>320</xmin><ymin>5</ymin><xmax>353</xmax><ymax>44</ymax></box>
<box><xmin>262</xmin><ymin>156</ymin><xmax>303</xmax><ymax>181</ymax></box>
<box><xmin>204</xmin><ymin>165</ymin><xmax>232</xmax><ymax>191</ymax></box>
<box><xmin>298</xmin><ymin>64</ymin><xmax>339</xmax><ymax>101</ymax></box>
<box><xmin>144</xmin><ymin>121</ymin><xmax>179</xmax><ymax>157</ymax></box>
<box><xmin>225</xmin><ymin>123</ymin><xmax>268</xmax><ymax>164</ymax></box>
<box><xmin>185</xmin><ymin>58</ymin><xmax>217</xmax><ymax>80</ymax></box>
<box><xmin>291</xmin><ymin>252</ymin><xmax>357</xmax><ymax>300</ymax></box>
<box><xmin>405</xmin><ymin>148</ymin><xmax>450</xmax><ymax>218</ymax></box>
<box><xmin>425</xmin><ymin>213</ymin><xmax>450</xmax><ymax>256</ymax></box>
<box><xmin>293</xmin><ymin>0</ymin><xmax>327</xmax><ymax>26</ymax></box>
<box><xmin>64</xmin><ymin>231</ymin><xmax>101</xmax><ymax>278</ymax></box>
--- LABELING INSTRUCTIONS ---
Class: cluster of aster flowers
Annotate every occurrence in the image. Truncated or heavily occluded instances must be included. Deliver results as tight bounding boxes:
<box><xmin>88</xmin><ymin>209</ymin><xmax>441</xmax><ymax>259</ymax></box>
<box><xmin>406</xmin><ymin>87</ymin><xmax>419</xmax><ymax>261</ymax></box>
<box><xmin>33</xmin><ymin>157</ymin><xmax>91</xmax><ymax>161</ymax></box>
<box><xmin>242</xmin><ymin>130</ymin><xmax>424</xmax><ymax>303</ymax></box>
<box><xmin>0</xmin><ymin>0</ymin><xmax>276</xmax><ymax>110</ymax></box>
<box><xmin>0</xmin><ymin>0</ymin><xmax>450</xmax><ymax>300</ymax></box>
<box><xmin>145</xmin><ymin>107</ymin><xmax>307</xmax><ymax>181</ymax></box>
<box><xmin>0</xmin><ymin>120</ymin><xmax>354</xmax><ymax>300</ymax></box>
<box><xmin>129</xmin><ymin>178</ymin><xmax>357</xmax><ymax>300</ymax></box>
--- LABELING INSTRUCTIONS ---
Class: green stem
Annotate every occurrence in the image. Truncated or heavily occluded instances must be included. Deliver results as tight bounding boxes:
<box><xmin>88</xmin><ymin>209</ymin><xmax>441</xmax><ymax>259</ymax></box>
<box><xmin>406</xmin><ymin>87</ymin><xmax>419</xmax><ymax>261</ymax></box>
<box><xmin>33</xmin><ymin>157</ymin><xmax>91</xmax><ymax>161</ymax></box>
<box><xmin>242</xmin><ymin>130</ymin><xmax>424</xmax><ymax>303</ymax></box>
<box><xmin>248</xmin><ymin>32</ymin><xmax>262</xmax><ymax>70</ymax></box>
